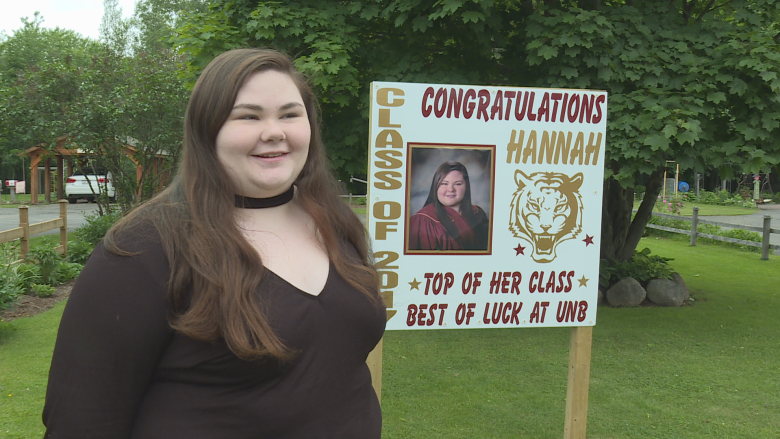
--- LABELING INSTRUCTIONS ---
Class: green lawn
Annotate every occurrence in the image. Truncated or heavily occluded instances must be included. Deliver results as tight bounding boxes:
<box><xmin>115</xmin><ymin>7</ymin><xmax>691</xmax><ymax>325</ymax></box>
<box><xmin>633</xmin><ymin>200</ymin><xmax>760</xmax><ymax>216</ymax></box>
<box><xmin>0</xmin><ymin>193</ymin><xmax>35</xmax><ymax>208</ymax></box>
<box><xmin>2</xmin><ymin>238</ymin><xmax>779</xmax><ymax>438</ymax></box>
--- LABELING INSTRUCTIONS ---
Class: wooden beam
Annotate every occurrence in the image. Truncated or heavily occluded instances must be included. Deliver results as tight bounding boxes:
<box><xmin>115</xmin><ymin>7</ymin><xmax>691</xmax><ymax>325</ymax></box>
<box><xmin>30</xmin><ymin>155</ymin><xmax>40</xmax><ymax>204</ymax></box>
<box><xmin>366</xmin><ymin>338</ymin><xmax>384</xmax><ymax>404</ymax></box>
<box><xmin>57</xmin><ymin>155</ymin><xmax>65</xmax><ymax>200</ymax></box>
<box><xmin>44</xmin><ymin>157</ymin><xmax>52</xmax><ymax>203</ymax></box>
<box><xmin>564</xmin><ymin>326</ymin><xmax>593</xmax><ymax>439</ymax></box>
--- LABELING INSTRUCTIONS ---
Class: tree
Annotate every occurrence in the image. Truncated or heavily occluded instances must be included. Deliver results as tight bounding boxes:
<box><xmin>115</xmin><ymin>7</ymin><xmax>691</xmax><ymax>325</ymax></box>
<box><xmin>64</xmin><ymin>47</ymin><xmax>188</xmax><ymax>214</ymax></box>
<box><xmin>132</xmin><ymin>0</ymin><xmax>208</xmax><ymax>54</ymax></box>
<box><xmin>0</xmin><ymin>9</ymin><xmax>189</xmax><ymax>212</ymax></box>
<box><xmin>100</xmin><ymin>0</ymin><xmax>132</xmax><ymax>56</ymax></box>
<box><xmin>0</xmin><ymin>14</ymin><xmax>101</xmax><ymax>184</ymax></box>
<box><xmin>146</xmin><ymin>1</ymin><xmax>780</xmax><ymax>263</ymax></box>
<box><xmin>514</xmin><ymin>1</ymin><xmax>780</xmax><ymax>262</ymax></box>
<box><xmin>0</xmin><ymin>13</ymin><xmax>100</xmax><ymax>85</ymax></box>
<box><xmin>173</xmin><ymin>0</ymin><xmax>510</xmax><ymax>180</ymax></box>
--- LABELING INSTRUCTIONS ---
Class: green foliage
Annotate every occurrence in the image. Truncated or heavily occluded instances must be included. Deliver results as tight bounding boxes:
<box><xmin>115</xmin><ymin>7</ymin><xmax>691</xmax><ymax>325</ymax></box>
<box><xmin>16</xmin><ymin>263</ymin><xmax>41</xmax><ymax>292</ymax></box>
<box><xmin>655</xmin><ymin>196</ymin><xmax>685</xmax><ymax>215</ymax></box>
<box><xmin>28</xmin><ymin>246</ymin><xmax>63</xmax><ymax>286</ymax></box>
<box><xmin>0</xmin><ymin>34</ymin><xmax>189</xmax><ymax>215</ymax></box>
<box><xmin>682</xmin><ymin>190</ymin><xmax>757</xmax><ymax>208</ymax></box>
<box><xmin>169</xmin><ymin>0</ymin><xmax>780</xmax><ymax>262</ymax></box>
<box><xmin>53</xmin><ymin>262</ymin><xmax>84</xmax><ymax>283</ymax></box>
<box><xmin>523</xmin><ymin>3</ymin><xmax>780</xmax><ymax>188</ymax></box>
<box><xmin>66</xmin><ymin>240</ymin><xmax>95</xmax><ymax>265</ymax></box>
<box><xmin>74</xmin><ymin>211</ymin><xmax>123</xmax><ymax>246</ymax></box>
<box><xmin>132</xmin><ymin>0</ymin><xmax>209</xmax><ymax>54</ymax></box>
<box><xmin>30</xmin><ymin>283</ymin><xmax>56</xmax><ymax>298</ymax></box>
<box><xmin>1</xmin><ymin>239</ymin><xmax>84</xmax><ymax>309</ymax></box>
<box><xmin>599</xmin><ymin>247</ymin><xmax>674</xmax><ymax>289</ymax></box>
<box><xmin>0</xmin><ymin>243</ymin><xmax>25</xmax><ymax>308</ymax></box>
<box><xmin>171</xmin><ymin>0</ymin><xmax>508</xmax><ymax>182</ymax></box>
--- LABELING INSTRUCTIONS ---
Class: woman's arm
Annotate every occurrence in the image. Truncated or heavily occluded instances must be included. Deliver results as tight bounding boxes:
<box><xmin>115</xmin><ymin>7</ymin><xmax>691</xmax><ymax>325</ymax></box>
<box><xmin>43</xmin><ymin>235</ymin><xmax>173</xmax><ymax>438</ymax></box>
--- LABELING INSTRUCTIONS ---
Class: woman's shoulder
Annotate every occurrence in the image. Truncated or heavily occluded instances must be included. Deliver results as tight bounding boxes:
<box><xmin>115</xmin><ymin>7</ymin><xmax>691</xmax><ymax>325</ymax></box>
<box><xmin>411</xmin><ymin>203</ymin><xmax>439</xmax><ymax>222</ymax></box>
<box><xmin>470</xmin><ymin>205</ymin><xmax>487</xmax><ymax>217</ymax></box>
<box><xmin>105</xmin><ymin>214</ymin><xmax>166</xmax><ymax>255</ymax></box>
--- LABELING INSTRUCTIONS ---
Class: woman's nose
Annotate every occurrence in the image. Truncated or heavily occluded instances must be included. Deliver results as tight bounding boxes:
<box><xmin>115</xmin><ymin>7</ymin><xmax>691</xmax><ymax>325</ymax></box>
<box><xmin>261</xmin><ymin>121</ymin><xmax>286</xmax><ymax>142</ymax></box>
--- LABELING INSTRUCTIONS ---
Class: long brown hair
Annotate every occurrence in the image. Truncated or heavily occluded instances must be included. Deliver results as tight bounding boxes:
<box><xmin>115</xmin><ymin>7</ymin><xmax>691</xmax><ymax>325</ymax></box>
<box><xmin>423</xmin><ymin>161</ymin><xmax>478</xmax><ymax>239</ymax></box>
<box><xmin>104</xmin><ymin>48</ymin><xmax>379</xmax><ymax>360</ymax></box>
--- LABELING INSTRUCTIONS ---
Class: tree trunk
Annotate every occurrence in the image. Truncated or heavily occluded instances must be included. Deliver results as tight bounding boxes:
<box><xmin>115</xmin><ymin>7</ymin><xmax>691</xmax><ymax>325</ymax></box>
<box><xmin>618</xmin><ymin>169</ymin><xmax>663</xmax><ymax>261</ymax></box>
<box><xmin>600</xmin><ymin>177</ymin><xmax>632</xmax><ymax>261</ymax></box>
<box><xmin>600</xmin><ymin>168</ymin><xmax>664</xmax><ymax>262</ymax></box>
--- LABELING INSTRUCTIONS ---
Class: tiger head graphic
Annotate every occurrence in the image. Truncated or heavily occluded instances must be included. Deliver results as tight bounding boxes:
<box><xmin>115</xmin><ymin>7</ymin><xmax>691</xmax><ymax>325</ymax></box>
<box><xmin>509</xmin><ymin>171</ymin><xmax>584</xmax><ymax>263</ymax></box>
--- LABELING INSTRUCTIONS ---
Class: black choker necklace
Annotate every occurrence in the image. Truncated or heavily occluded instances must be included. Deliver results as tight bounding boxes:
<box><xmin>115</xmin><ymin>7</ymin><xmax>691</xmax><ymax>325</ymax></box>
<box><xmin>235</xmin><ymin>186</ymin><xmax>295</xmax><ymax>209</ymax></box>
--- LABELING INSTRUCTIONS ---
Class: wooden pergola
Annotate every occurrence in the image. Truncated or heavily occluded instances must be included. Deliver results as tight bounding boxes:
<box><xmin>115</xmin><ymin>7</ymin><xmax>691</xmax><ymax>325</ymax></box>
<box><xmin>22</xmin><ymin>137</ymin><xmax>170</xmax><ymax>204</ymax></box>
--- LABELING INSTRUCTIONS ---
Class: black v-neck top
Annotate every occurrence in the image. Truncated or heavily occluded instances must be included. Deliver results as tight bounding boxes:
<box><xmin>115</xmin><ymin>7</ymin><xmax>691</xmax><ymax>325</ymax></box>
<box><xmin>43</xmin><ymin>225</ymin><xmax>386</xmax><ymax>438</ymax></box>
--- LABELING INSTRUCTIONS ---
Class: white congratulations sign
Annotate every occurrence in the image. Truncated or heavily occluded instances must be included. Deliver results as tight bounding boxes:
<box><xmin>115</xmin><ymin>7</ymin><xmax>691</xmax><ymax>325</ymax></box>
<box><xmin>366</xmin><ymin>82</ymin><xmax>607</xmax><ymax>330</ymax></box>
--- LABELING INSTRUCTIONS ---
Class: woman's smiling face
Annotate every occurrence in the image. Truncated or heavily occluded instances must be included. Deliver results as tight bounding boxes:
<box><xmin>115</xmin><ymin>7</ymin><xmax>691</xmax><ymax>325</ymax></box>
<box><xmin>437</xmin><ymin>170</ymin><xmax>466</xmax><ymax>211</ymax></box>
<box><xmin>215</xmin><ymin>70</ymin><xmax>311</xmax><ymax>198</ymax></box>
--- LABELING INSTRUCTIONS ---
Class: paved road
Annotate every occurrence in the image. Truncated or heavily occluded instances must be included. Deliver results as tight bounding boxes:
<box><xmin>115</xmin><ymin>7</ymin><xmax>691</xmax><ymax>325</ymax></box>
<box><xmin>699</xmin><ymin>203</ymin><xmax>780</xmax><ymax>248</ymax></box>
<box><xmin>0</xmin><ymin>201</ymin><xmax>102</xmax><ymax>238</ymax></box>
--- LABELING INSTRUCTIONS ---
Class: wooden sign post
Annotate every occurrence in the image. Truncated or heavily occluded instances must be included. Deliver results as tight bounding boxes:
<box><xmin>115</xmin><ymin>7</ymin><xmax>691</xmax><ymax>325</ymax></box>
<box><xmin>564</xmin><ymin>326</ymin><xmax>593</xmax><ymax>438</ymax></box>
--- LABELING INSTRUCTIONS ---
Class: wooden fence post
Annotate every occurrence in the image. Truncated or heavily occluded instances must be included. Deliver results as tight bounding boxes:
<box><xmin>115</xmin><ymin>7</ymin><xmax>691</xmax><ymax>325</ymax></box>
<box><xmin>690</xmin><ymin>207</ymin><xmax>699</xmax><ymax>247</ymax></box>
<box><xmin>59</xmin><ymin>199</ymin><xmax>68</xmax><ymax>257</ymax></box>
<box><xmin>19</xmin><ymin>205</ymin><xmax>29</xmax><ymax>259</ymax></box>
<box><xmin>564</xmin><ymin>326</ymin><xmax>593</xmax><ymax>439</ymax></box>
<box><xmin>762</xmin><ymin>215</ymin><xmax>771</xmax><ymax>261</ymax></box>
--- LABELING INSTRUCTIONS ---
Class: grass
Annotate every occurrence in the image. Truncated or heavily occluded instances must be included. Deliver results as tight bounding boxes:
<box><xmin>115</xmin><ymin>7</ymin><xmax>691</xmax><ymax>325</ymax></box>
<box><xmin>381</xmin><ymin>237</ymin><xmax>780</xmax><ymax>438</ymax></box>
<box><xmin>0</xmin><ymin>193</ymin><xmax>35</xmax><ymax>208</ymax></box>
<box><xmin>2</xmin><ymin>238</ymin><xmax>779</xmax><ymax>438</ymax></box>
<box><xmin>633</xmin><ymin>200</ymin><xmax>760</xmax><ymax>216</ymax></box>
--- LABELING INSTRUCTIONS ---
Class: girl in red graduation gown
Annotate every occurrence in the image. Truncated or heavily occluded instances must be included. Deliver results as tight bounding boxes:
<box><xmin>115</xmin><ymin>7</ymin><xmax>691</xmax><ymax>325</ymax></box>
<box><xmin>409</xmin><ymin>161</ymin><xmax>489</xmax><ymax>251</ymax></box>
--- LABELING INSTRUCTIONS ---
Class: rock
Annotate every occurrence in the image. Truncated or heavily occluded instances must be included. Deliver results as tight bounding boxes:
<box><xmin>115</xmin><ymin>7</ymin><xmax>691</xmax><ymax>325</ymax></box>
<box><xmin>646</xmin><ymin>279</ymin><xmax>686</xmax><ymax>307</ymax></box>
<box><xmin>606</xmin><ymin>277</ymin><xmax>646</xmax><ymax>307</ymax></box>
<box><xmin>671</xmin><ymin>272</ymin><xmax>690</xmax><ymax>302</ymax></box>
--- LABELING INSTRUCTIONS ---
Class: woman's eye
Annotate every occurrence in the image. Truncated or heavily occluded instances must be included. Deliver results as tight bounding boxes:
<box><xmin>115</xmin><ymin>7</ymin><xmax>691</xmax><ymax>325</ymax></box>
<box><xmin>282</xmin><ymin>112</ymin><xmax>302</xmax><ymax>119</ymax></box>
<box><xmin>237</xmin><ymin>114</ymin><xmax>258</xmax><ymax>120</ymax></box>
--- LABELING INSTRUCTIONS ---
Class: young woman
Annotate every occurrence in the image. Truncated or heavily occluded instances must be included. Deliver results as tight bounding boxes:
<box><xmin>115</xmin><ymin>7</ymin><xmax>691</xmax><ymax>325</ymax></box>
<box><xmin>43</xmin><ymin>49</ymin><xmax>385</xmax><ymax>438</ymax></box>
<box><xmin>408</xmin><ymin>161</ymin><xmax>489</xmax><ymax>251</ymax></box>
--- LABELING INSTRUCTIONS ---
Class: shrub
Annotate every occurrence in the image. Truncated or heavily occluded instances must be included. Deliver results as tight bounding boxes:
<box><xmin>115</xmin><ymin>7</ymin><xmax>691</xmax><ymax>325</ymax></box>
<box><xmin>28</xmin><ymin>246</ymin><xmax>63</xmax><ymax>286</ymax></box>
<box><xmin>66</xmin><ymin>239</ymin><xmax>94</xmax><ymax>265</ymax></box>
<box><xmin>16</xmin><ymin>263</ymin><xmax>41</xmax><ymax>292</ymax></box>
<box><xmin>0</xmin><ymin>243</ymin><xmax>26</xmax><ymax>308</ymax></box>
<box><xmin>645</xmin><ymin>215</ymin><xmax>762</xmax><ymax>252</ymax></box>
<box><xmin>31</xmin><ymin>283</ymin><xmax>56</xmax><ymax>298</ymax></box>
<box><xmin>54</xmin><ymin>262</ymin><xmax>84</xmax><ymax>282</ymax></box>
<box><xmin>74</xmin><ymin>211</ymin><xmax>123</xmax><ymax>246</ymax></box>
<box><xmin>599</xmin><ymin>248</ymin><xmax>674</xmax><ymax>289</ymax></box>
<box><xmin>654</xmin><ymin>197</ymin><xmax>685</xmax><ymax>215</ymax></box>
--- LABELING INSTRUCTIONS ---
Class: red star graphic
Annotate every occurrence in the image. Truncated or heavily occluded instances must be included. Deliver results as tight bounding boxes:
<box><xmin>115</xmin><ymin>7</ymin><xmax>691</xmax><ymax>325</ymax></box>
<box><xmin>583</xmin><ymin>235</ymin><xmax>594</xmax><ymax>247</ymax></box>
<box><xmin>514</xmin><ymin>244</ymin><xmax>526</xmax><ymax>255</ymax></box>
